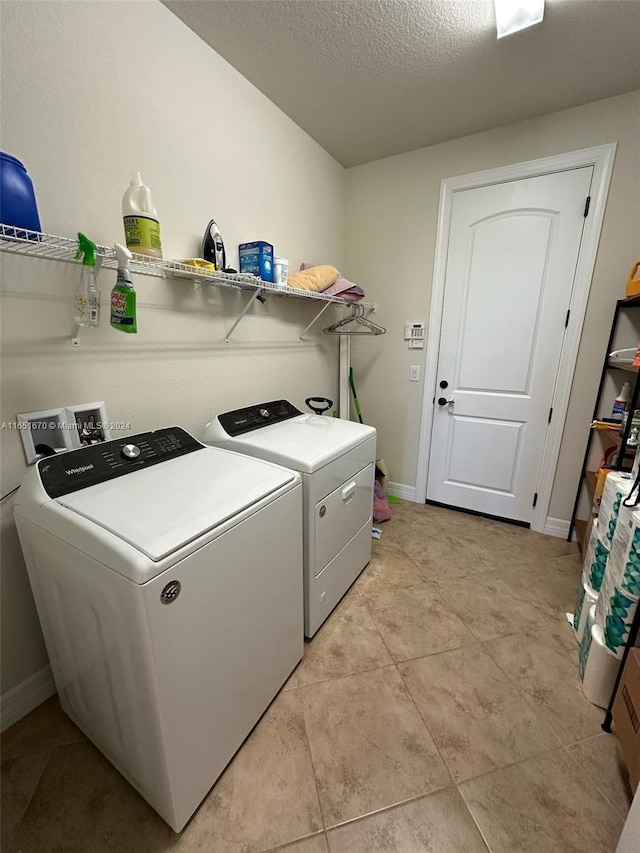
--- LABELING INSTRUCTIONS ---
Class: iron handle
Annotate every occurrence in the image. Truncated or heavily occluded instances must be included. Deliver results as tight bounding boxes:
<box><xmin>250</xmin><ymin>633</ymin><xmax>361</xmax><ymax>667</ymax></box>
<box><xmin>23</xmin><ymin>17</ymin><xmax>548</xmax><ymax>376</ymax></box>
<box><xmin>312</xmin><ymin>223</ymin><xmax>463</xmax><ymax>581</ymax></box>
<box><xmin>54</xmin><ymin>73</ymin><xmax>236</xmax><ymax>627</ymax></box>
<box><xmin>437</xmin><ymin>397</ymin><xmax>455</xmax><ymax>412</ymax></box>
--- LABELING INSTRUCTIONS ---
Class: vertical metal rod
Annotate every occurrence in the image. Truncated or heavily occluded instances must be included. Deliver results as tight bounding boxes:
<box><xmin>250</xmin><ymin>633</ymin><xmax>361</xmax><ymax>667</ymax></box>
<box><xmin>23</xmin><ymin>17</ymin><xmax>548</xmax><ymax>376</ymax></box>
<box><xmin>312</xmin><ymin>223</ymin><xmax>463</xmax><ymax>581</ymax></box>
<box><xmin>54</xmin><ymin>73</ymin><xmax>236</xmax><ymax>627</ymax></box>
<box><xmin>299</xmin><ymin>301</ymin><xmax>333</xmax><ymax>341</ymax></box>
<box><xmin>224</xmin><ymin>289</ymin><xmax>263</xmax><ymax>343</ymax></box>
<box><xmin>568</xmin><ymin>298</ymin><xmax>624</xmax><ymax>540</ymax></box>
<box><xmin>339</xmin><ymin>335</ymin><xmax>351</xmax><ymax>419</ymax></box>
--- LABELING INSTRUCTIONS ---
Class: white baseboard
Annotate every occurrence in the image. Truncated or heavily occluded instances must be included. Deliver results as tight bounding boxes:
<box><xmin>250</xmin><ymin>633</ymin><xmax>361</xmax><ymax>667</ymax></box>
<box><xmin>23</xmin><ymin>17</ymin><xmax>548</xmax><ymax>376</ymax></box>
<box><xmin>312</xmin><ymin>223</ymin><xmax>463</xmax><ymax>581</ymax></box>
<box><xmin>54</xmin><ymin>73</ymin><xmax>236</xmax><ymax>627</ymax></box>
<box><xmin>384</xmin><ymin>491</ymin><xmax>571</xmax><ymax>541</ymax></box>
<box><xmin>544</xmin><ymin>517</ymin><xmax>571</xmax><ymax>539</ymax></box>
<box><xmin>0</xmin><ymin>665</ymin><xmax>56</xmax><ymax>732</ymax></box>
<box><xmin>387</xmin><ymin>482</ymin><xmax>417</xmax><ymax>502</ymax></box>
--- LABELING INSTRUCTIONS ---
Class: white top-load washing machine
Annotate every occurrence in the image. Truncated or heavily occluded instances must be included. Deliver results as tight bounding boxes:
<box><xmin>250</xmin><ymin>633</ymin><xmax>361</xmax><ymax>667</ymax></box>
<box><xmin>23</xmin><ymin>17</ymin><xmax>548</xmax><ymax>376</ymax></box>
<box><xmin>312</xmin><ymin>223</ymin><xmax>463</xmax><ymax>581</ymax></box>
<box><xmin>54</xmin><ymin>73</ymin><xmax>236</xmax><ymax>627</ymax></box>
<box><xmin>14</xmin><ymin>427</ymin><xmax>303</xmax><ymax>832</ymax></box>
<box><xmin>204</xmin><ymin>401</ymin><xmax>376</xmax><ymax>637</ymax></box>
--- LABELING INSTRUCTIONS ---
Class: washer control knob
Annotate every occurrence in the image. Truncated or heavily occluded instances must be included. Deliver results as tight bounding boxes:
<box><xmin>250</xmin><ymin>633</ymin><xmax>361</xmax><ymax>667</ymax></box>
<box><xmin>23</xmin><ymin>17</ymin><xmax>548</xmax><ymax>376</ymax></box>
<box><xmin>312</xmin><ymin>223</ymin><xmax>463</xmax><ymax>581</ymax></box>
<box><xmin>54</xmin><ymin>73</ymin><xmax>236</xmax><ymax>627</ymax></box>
<box><xmin>121</xmin><ymin>444</ymin><xmax>141</xmax><ymax>460</ymax></box>
<box><xmin>259</xmin><ymin>408</ymin><xmax>269</xmax><ymax>418</ymax></box>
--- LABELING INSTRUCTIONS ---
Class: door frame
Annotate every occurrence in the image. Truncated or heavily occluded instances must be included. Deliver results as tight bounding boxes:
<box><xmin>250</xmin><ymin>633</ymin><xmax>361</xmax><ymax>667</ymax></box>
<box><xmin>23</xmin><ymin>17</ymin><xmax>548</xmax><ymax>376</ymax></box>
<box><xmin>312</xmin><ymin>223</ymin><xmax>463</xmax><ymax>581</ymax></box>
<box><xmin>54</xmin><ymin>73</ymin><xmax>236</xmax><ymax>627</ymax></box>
<box><xmin>414</xmin><ymin>144</ymin><xmax>617</xmax><ymax>534</ymax></box>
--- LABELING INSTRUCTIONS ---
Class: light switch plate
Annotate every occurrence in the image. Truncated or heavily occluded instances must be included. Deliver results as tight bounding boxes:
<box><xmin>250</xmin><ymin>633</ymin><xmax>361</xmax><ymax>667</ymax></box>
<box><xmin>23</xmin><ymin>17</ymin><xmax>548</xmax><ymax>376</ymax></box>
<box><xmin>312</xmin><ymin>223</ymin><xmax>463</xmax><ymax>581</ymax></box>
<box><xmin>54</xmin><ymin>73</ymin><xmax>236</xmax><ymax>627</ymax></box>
<box><xmin>409</xmin><ymin>365</ymin><xmax>420</xmax><ymax>382</ymax></box>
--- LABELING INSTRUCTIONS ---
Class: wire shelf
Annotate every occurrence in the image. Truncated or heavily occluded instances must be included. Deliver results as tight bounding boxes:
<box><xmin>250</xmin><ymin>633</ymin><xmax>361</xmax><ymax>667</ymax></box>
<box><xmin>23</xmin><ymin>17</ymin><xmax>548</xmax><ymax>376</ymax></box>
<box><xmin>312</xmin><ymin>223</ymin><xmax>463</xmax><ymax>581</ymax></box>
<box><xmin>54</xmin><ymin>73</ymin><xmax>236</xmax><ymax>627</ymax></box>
<box><xmin>0</xmin><ymin>224</ymin><xmax>371</xmax><ymax>308</ymax></box>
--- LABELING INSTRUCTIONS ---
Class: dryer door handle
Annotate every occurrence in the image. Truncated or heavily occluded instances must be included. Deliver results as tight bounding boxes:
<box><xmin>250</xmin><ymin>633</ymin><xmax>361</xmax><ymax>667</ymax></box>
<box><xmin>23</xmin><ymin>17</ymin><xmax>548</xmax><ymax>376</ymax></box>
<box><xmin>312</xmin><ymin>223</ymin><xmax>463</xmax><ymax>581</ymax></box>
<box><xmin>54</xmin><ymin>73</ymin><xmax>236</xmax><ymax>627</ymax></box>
<box><xmin>342</xmin><ymin>482</ymin><xmax>356</xmax><ymax>503</ymax></box>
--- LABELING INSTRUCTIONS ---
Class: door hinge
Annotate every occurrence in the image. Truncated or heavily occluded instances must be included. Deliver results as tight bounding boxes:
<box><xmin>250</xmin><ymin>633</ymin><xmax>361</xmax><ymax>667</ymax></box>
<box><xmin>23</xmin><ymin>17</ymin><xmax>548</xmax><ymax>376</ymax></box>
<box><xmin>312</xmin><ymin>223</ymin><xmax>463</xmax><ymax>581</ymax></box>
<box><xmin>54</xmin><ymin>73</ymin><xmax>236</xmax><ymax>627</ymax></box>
<box><xmin>583</xmin><ymin>196</ymin><xmax>591</xmax><ymax>217</ymax></box>
<box><xmin>533</xmin><ymin>492</ymin><xmax>538</xmax><ymax>508</ymax></box>
<box><xmin>565</xmin><ymin>309</ymin><xmax>571</xmax><ymax>328</ymax></box>
<box><xmin>548</xmin><ymin>407</ymin><xmax>553</xmax><ymax>423</ymax></box>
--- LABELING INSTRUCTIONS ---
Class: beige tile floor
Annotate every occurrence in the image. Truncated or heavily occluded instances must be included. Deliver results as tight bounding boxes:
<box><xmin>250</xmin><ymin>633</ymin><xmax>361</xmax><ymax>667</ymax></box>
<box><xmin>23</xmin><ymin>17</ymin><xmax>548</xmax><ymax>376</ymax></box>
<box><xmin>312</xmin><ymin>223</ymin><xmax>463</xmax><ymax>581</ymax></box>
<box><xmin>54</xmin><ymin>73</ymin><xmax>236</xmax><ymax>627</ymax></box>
<box><xmin>2</xmin><ymin>500</ymin><xmax>634</xmax><ymax>852</ymax></box>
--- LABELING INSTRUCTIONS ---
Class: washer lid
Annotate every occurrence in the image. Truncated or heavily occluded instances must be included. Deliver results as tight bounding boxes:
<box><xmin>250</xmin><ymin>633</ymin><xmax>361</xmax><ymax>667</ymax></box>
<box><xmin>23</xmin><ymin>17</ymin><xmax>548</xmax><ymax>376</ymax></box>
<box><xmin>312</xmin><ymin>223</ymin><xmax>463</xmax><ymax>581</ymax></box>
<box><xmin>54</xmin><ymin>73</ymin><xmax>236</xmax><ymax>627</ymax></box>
<box><xmin>221</xmin><ymin>415</ymin><xmax>376</xmax><ymax>473</ymax></box>
<box><xmin>57</xmin><ymin>447</ymin><xmax>297</xmax><ymax>562</ymax></box>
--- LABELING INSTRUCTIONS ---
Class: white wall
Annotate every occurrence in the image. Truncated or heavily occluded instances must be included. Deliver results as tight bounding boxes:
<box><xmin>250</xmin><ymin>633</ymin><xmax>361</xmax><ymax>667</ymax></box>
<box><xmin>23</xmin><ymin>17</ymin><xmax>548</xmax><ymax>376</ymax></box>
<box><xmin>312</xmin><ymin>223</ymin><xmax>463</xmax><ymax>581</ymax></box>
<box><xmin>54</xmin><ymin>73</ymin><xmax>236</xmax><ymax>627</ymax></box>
<box><xmin>0</xmin><ymin>0</ymin><xmax>345</xmax><ymax>699</ymax></box>
<box><xmin>344</xmin><ymin>91</ymin><xmax>640</xmax><ymax>519</ymax></box>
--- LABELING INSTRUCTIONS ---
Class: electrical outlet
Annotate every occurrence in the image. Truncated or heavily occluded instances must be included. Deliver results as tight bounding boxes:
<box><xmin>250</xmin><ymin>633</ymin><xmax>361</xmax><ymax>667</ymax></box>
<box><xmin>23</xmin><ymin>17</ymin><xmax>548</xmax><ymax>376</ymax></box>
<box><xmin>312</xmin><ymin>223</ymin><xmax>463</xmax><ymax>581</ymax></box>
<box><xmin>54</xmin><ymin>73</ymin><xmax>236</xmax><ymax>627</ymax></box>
<box><xmin>409</xmin><ymin>365</ymin><xmax>420</xmax><ymax>382</ymax></box>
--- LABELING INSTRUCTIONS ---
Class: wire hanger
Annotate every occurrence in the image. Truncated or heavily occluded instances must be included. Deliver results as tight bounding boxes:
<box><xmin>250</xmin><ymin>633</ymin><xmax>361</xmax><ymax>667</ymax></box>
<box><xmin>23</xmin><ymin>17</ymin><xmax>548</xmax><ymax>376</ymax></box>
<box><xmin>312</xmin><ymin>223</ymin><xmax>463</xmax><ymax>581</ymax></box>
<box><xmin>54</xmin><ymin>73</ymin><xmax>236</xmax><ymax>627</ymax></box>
<box><xmin>324</xmin><ymin>304</ymin><xmax>386</xmax><ymax>336</ymax></box>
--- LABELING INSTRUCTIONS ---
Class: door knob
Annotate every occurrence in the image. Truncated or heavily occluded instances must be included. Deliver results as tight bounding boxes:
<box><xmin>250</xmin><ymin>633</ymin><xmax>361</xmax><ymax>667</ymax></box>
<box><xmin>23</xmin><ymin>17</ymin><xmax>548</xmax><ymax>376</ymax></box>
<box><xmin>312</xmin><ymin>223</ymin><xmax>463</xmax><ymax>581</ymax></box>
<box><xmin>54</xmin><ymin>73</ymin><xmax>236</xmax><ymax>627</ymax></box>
<box><xmin>437</xmin><ymin>397</ymin><xmax>455</xmax><ymax>411</ymax></box>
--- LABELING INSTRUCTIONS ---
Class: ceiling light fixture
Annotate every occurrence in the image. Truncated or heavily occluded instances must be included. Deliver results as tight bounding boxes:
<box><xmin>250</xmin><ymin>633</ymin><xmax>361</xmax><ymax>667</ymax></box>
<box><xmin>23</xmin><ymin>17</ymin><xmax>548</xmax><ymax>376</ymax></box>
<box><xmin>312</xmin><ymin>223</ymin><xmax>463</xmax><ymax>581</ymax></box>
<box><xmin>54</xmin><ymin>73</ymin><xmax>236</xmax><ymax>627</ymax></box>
<box><xmin>494</xmin><ymin>0</ymin><xmax>545</xmax><ymax>38</ymax></box>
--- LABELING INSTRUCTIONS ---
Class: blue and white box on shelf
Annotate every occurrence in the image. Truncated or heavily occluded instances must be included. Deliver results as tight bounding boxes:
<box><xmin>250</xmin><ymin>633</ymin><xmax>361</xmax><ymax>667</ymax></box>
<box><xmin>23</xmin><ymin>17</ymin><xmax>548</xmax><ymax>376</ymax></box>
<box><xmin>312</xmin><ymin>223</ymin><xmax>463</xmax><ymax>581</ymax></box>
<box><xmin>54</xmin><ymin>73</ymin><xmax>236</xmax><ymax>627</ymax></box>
<box><xmin>239</xmin><ymin>241</ymin><xmax>274</xmax><ymax>282</ymax></box>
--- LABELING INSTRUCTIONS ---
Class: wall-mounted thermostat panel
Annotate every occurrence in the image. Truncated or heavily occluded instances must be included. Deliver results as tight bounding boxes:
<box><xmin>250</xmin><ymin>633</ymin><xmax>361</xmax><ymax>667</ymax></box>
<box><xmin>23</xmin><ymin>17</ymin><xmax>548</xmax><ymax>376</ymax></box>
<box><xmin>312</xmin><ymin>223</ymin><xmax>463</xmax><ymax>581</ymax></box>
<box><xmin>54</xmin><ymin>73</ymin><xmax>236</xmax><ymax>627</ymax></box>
<box><xmin>404</xmin><ymin>322</ymin><xmax>425</xmax><ymax>348</ymax></box>
<box><xmin>17</xmin><ymin>401</ymin><xmax>110</xmax><ymax>464</ymax></box>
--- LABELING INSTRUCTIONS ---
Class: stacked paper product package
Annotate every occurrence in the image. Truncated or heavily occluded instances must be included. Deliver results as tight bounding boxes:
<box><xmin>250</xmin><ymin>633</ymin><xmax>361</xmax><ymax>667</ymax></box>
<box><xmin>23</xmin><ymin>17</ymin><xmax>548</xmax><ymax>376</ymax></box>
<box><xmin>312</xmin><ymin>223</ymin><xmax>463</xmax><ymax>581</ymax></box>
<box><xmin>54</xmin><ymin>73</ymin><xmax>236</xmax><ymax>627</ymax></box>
<box><xmin>573</xmin><ymin>471</ymin><xmax>630</xmax><ymax>643</ymax></box>
<box><xmin>576</xmin><ymin>470</ymin><xmax>639</xmax><ymax>708</ymax></box>
<box><xmin>573</xmin><ymin>520</ymin><xmax>607</xmax><ymax>643</ymax></box>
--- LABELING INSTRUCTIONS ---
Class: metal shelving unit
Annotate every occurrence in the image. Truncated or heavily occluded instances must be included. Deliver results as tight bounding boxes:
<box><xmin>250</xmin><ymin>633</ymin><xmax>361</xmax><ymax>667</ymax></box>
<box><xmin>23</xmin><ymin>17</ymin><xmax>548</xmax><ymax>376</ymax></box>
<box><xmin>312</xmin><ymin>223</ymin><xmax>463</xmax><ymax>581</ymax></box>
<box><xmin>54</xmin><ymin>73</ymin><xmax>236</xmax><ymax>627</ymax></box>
<box><xmin>0</xmin><ymin>224</ymin><xmax>375</xmax><ymax>345</ymax></box>
<box><xmin>568</xmin><ymin>294</ymin><xmax>640</xmax><ymax>545</ymax></box>
<box><xmin>565</xmin><ymin>293</ymin><xmax>640</xmax><ymax>735</ymax></box>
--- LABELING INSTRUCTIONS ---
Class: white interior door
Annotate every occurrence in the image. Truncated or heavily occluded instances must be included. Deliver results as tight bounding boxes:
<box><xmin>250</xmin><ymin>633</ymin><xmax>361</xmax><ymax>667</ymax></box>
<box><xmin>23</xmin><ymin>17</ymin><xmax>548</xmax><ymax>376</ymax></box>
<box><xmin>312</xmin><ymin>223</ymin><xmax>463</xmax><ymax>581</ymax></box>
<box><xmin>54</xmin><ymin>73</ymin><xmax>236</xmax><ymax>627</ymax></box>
<box><xmin>426</xmin><ymin>167</ymin><xmax>593</xmax><ymax>523</ymax></box>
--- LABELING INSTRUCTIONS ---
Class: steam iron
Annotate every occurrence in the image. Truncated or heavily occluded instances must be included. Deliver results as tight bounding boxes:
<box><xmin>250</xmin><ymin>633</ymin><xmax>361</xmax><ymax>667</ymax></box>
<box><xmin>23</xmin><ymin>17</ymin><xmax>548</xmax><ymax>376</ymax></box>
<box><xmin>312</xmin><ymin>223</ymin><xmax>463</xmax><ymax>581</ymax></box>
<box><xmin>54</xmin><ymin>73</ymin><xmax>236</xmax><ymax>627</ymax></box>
<box><xmin>202</xmin><ymin>220</ymin><xmax>226</xmax><ymax>271</ymax></box>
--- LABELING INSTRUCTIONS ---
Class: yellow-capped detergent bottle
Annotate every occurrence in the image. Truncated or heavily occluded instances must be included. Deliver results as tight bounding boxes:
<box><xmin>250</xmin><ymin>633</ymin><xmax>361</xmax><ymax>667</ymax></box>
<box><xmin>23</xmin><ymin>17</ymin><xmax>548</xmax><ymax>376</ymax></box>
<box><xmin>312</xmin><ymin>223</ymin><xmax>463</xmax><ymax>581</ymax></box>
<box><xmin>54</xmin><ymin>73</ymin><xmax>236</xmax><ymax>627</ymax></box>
<box><xmin>122</xmin><ymin>172</ymin><xmax>162</xmax><ymax>259</ymax></box>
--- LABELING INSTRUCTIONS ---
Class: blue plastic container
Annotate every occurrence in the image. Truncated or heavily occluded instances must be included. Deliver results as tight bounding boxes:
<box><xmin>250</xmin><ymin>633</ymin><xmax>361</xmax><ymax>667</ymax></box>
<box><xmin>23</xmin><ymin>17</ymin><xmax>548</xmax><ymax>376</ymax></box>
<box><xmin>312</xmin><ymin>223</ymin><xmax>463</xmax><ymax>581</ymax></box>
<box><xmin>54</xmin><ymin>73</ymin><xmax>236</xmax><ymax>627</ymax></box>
<box><xmin>0</xmin><ymin>152</ymin><xmax>41</xmax><ymax>233</ymax></box>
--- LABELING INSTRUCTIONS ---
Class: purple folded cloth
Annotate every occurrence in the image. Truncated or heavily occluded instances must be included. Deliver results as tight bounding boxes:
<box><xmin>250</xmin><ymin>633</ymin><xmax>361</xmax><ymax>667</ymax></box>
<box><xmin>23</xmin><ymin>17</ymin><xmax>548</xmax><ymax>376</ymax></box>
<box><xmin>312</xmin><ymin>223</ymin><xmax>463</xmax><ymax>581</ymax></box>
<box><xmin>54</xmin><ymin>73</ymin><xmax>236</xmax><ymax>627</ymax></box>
<box><xmin>301</xmin><ymin>263</ymin><xmax>365</xmax><ymax>302</ymax></box>
<box><xmin>323</xmin><ymin>275</ymin><xmax>365</xmax><ymax>302</ymax></box>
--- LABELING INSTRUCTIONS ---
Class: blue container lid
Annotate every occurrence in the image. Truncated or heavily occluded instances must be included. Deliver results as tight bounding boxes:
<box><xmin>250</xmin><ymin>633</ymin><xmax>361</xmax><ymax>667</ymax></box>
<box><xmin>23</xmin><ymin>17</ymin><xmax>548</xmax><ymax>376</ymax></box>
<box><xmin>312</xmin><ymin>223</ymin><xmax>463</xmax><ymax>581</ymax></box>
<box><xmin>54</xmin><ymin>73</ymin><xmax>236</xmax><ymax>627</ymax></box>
<box><xmin>1</xmin><ymin>152</ymin><xmax>27</xmax><ymax>170</ymax></box>
<box><xmin>0</xmin><ymin>151</ymin><xmax>41</xmax><ymax>233</ymax></box>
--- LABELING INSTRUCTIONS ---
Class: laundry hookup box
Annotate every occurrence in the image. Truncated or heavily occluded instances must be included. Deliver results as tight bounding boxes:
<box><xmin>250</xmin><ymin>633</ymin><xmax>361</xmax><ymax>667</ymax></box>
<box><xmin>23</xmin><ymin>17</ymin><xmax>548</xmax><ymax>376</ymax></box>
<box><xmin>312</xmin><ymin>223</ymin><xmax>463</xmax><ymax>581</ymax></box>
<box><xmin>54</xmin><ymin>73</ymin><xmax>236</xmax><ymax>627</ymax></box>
<box><xmin>239</xmin><ymin>241</ymin><xmax>274</xmax><ymax>282</ymax></box>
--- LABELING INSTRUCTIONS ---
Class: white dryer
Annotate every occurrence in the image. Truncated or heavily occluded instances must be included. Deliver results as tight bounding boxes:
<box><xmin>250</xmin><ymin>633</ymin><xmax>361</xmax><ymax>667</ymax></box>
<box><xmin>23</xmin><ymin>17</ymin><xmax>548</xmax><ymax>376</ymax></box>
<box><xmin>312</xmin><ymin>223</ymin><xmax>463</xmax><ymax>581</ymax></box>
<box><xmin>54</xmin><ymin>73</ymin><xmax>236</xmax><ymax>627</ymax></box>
<box><xmin>14</xmin><ymin>427</ymin><xmax>303</xmax><ymax>832</ymax></box>
<box><xmin>204</xmin><ymin>401</ymin><xmax>376</xmax><ymax>637</ymax></box>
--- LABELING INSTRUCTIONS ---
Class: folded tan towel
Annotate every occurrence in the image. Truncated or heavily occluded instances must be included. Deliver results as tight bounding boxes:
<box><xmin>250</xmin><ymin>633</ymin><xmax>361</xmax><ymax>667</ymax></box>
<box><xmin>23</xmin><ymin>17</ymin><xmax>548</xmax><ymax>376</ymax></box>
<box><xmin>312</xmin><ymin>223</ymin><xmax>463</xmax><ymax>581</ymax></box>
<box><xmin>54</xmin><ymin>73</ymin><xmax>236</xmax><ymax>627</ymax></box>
<box><xmin>287</xmin><ymin>264</ymin><xmax>339</xmax><ymax>293</ymax></box>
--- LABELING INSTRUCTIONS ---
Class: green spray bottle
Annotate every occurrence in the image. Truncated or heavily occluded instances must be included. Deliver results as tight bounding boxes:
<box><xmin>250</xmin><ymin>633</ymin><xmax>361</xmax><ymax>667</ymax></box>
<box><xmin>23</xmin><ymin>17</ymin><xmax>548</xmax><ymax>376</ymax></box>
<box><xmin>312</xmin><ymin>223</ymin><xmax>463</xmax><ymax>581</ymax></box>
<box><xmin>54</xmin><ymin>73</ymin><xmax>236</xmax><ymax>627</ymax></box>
<box><xmin>74</xmin><ymin>233</ymin><xmax>100</xmax><ymax>327</ymax></box>
<box><xmin>110</xmin><ymin>244</ymin><xmax>137</xmax><ymax>333</ymax></box>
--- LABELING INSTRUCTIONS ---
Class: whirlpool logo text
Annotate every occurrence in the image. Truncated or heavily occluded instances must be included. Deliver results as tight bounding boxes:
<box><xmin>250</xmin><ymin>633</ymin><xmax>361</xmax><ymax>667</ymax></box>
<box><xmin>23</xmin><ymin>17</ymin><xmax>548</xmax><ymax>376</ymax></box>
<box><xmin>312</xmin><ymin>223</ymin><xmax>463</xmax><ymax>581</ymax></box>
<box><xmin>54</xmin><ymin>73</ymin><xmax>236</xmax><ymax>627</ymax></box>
<box><xmin>65</xmin><ymin>464</ymin><xmax>95</xmax><ymax>476</ymax></box>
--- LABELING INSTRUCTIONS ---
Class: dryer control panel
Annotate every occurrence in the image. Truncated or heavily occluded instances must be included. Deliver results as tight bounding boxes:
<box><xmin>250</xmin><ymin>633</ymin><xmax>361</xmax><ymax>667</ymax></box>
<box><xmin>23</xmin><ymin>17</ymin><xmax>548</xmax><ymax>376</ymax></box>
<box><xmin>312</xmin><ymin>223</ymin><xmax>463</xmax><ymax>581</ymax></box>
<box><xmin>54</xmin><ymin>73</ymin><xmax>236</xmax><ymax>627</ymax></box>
<box><xmin>218</xmin><ymin>400</ymin><xmax>302</xmax><ymax>437</ymax></box>
<box><xmin>38</xmin><ymin>427</ymin><xmax>203</xmax><ymax>498</ymax></box>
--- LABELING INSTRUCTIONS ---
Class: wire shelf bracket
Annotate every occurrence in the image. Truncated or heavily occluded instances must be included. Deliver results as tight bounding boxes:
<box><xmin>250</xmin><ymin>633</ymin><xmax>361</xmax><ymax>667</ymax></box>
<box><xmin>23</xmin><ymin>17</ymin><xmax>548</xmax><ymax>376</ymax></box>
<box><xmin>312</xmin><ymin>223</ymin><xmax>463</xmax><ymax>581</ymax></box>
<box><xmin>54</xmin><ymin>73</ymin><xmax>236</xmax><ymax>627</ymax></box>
<box><xmin>299</xmin><ymin>301</ymin><xmax>334</xmax><ymax>341</ymax></box>
<box><xmin>224</xmin><ymin>289</ymin><xmax>266</xmax><ymax>344</ymax></box>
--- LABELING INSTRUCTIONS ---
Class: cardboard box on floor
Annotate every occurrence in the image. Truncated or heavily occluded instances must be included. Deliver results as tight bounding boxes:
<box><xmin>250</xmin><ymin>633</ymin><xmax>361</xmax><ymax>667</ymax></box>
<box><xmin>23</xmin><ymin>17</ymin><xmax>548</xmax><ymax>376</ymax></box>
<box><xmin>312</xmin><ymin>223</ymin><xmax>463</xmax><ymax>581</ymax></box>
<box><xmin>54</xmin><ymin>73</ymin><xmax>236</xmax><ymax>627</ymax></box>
<box><xmin>613</xmin><ymin>647</ymin><xmax>640</xmax><ymax>793</ymax></box>
<box><xmin>375</xmin><ymin>458</ymin><xmax>388</xmax><ymax>492</ymax></box>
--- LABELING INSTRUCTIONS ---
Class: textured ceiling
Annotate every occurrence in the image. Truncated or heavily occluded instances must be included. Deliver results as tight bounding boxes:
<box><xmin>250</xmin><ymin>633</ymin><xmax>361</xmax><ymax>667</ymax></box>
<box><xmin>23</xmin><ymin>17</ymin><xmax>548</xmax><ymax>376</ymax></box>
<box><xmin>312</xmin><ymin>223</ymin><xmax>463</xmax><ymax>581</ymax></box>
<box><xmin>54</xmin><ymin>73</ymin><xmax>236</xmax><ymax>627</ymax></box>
<box><xmin>164</xmin><ymin>0</ymin><xmax>640</xmax><ymax>167</ymax></box>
